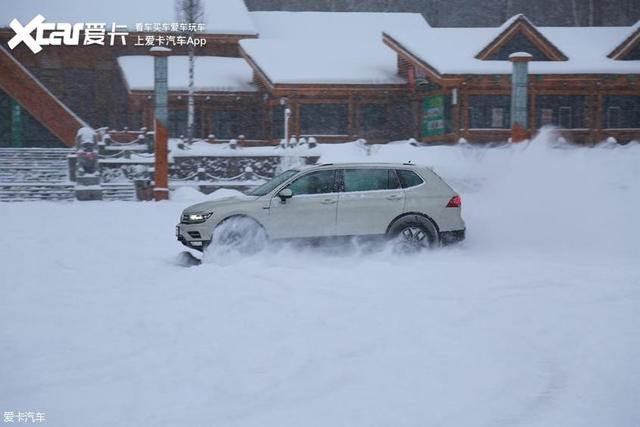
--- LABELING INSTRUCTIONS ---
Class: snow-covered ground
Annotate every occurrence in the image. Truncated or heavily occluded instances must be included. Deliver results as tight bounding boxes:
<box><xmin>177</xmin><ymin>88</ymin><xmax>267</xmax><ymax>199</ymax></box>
<box><xmin>1</xmin><ymin>130</ymin><xmax>639</xmax><ymax>426</ymax></box>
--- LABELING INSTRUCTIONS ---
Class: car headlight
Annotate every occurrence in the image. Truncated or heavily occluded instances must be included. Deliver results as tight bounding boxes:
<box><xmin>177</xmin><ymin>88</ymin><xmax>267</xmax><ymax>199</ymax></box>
<box><xmin>182</xmin><ymin>212</ymin><xmax>213</xmax><ymax>224</ymax></box>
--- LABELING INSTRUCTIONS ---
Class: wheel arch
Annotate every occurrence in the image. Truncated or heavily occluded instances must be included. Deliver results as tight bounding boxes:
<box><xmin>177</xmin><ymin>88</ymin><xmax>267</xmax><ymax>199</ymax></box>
<box><xmin>386</xmin><ymin>212</ymin><xmax>440</xmax><ymax>241</ymax></box>
<box><xmin>215</xmin><ymin>213</ymin><xmax>269</xmax><ymax>238</ymax></box>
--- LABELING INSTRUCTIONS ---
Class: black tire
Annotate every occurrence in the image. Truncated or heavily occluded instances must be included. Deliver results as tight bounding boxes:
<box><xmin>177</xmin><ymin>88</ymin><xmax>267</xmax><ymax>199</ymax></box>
<box><xmin>387</xmin><ymin>215</ymin><xmax>438</xmax><ymax>253</ymax></box>
<box><xmin>209</xmin><ymin>216</ymin><xmax>267</xmax><ymax>255</ymax></box>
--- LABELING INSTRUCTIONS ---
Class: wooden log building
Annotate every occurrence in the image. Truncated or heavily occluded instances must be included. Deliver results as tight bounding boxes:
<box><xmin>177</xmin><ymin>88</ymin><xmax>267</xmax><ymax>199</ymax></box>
<box><xmin>0</xmin><ymin>0</ymin><xmax>638</xmax><ymax>148</ymax></box>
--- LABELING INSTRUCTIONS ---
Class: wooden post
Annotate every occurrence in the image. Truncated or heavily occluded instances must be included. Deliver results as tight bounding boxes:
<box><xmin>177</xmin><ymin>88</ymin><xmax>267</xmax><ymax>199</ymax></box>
<box><xmin>528</xmin><ymin>85</ymin><xmax>536</xmax><ymax>136</ymax></box>
<box><xmin>587</xmin><ymin>83</ymin><xmax>595</xmax><ymax>144</ymax></box>
<box><xmin>461</xmin><ymin>84</ymin><xmax>469</xmax><ymax>140</ymax></box>
<box><xmin>451</xmin><ymin>86</ymin><xmax>460</xmax><ymax>142</ymax></box>
<box><xmin>348</xmin><ymin>94</ymin><xmax>355</xmax><ymax>137</ymax></box>
<box><xmin>151</xmin><ymin>47</ymin><xmax>171</xmax><ymax>201</ymax></box>
<box><xmin>293</xmin><ymin>99</ymin><xmax>301</xmax><ymax>138</ymax></box>
<box><xmin>595</xmin><ymin>81</ymin><xmax>603</xmax><ymax>143</ymax></box>
<box><xmin>413</xmin><ymin>97</ymin><xmax>421</xmax><ymax>141</ymax></box>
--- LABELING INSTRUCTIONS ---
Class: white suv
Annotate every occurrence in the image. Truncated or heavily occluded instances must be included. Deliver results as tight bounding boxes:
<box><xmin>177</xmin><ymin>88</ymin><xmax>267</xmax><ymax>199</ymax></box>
<box><xmin>176</xmin><ymin>163</ymin><xmax>465</xmax><ymax>252</ymax></box>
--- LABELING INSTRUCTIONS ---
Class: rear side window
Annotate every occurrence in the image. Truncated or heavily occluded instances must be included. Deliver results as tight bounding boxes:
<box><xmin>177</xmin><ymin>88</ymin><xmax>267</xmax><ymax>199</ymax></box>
<box><xmin>343</xmin><ymin>169</ymin><xmax>401</xmax><ymax>192</ymax></box>
<box><xmin>396</xmin><ymin>170</ymin><xmax>424</xmax><ymax>188</ymax></box>
<box><xmin>288</xmin><ymin>170</ymin><xmax>336</xmax><ymax>195</ymax></box>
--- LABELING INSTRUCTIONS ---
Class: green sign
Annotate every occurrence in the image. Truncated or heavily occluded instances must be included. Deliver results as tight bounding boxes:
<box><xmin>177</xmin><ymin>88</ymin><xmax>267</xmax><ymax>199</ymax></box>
<box><xmin>422</xmin><ymin>96</ymin><xmax>445</xmax><ymax>137</ymax></box>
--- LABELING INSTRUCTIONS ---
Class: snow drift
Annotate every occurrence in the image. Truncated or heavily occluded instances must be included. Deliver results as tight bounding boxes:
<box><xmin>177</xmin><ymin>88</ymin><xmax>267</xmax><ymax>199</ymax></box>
<box><xmin>1</xmin><ymin>130</ymin><xmax>638</xmax><ymax>426</ymax></box>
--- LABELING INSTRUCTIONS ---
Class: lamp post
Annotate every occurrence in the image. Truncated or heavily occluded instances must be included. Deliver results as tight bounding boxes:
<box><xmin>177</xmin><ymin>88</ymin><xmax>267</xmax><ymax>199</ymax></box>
<box><xmin>509</xmin><ymin>52</ymin><xmax>532</xmax><ymax>143</ymax></box>
<box><xmin>284</xmin><ymin>107</ymin><xmax>292</xmax><ymax>146</ymax></box>
<box><xmin>151</xmin><ymin>46</ymin><xmax>171</xmax><ymax>200</ymax></box>
<box><xmin>280</xmin><ymin>97</ymin><xmax>291</xmax><ymax>147</ymax></box>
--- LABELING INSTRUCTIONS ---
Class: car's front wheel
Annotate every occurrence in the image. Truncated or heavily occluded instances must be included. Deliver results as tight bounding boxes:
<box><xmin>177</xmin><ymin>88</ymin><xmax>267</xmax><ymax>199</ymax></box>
<box><xmin>387</xmin><ymin>215</ymin><xmax>438</xmax><ymax>253</ymax></box>
<box><xmin>209</xmin><ymin>216</ymin><xmax>267</xmax><ymax>255</ymax></box>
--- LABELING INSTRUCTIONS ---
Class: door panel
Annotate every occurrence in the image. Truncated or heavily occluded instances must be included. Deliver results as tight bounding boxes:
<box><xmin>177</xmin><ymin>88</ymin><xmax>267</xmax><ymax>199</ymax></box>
<box><xmin>337</xmin><ymin>169</ymin><xmax>405</xmax><ymax>236</ymax></box>
<box><xmin>268</xmin><ymin>170</ymin><xmax>338</xmax><ymax>238</ymax></box>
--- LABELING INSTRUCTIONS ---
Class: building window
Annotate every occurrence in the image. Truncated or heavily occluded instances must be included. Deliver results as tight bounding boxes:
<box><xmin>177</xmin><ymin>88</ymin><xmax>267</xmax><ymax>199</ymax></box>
<box><xmin>0</xmin><ymin>90</ymin><xmax>10</xmax><ymax>147</ymax></box>
<box><xmin>387</xmin><ymin>102</ymin><xmax>412</xmax><ymax>140</ymax></box>
<box><xmin>469</xmin><ymin>95</ymin><xmax>510</xmax><ymax>129</ymax></box>
<box><xmin>559</xmin><ymin>107</ymin><xmax>572</xmax><ymax>128</ymax></box>
<box><xmin>0</xmin><ymin>89</ymin><xmax>61</xmax><ymax>148</ymax></box>
<box><xmin>300</xmin><ymin>103</ymin><xmax>348</xmax><ymax>136</ymax></box>
<box><xmin>535</xmin><ymin>96</ymin><xmax>586</xmax><ymax>129</ymax></box>
<box><xmin>168</xmin><ymin>110</ymin><xmax>203</xmax><ymax>139</ymax></box>
<box><xmin>361</xmin><ymin>104</ymin><xmax>387</xmax><ymax>133</ymax></box>
<box><xmin>213</xmin><ymin>110</ymin><xmax>239</xmax><ymax>140</ymax></box>
<box><xmin>607</xmin><ymin>107</ymin><xmax>621</xmax><ymax>128</ymax></box>
<box><xmin>272</xmin><ymin>106</ymin><xmax>284</xmax><ymax>139</ymax></box>
<box><xmin>129</xmin><ymin>110</ymin><xmax>143</xmax><ymax>131</ymax></box>
<box><xmin>168</xmin><ymin>110</ymin><xmax>187</xmax><ymax>138</ymax></box>
<box><xmin>485</xmin><ymin>32</ymin><xmax>554</xmax><ymax>61</ymax></box>
<box><xmin>540</xmin><ymin>108</ymin><xmax>553</xmax><ymax>126</ymax></box>
<box><xmin>604</xmin><ymin>96</ymin><xmax>640</xmax><ymax>129</ymax></box>
<box><xmin>491</xmin><ymin>108</ymin><xmax>505</xmax><ymax>128</ymax></box>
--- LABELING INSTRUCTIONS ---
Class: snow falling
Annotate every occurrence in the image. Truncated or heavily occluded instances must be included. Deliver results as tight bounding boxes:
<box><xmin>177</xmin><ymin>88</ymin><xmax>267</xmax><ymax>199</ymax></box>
<box><xmin>1</xmin><ymin>130</ymin><xmax>639</xmax><ymax>426</ymax></box>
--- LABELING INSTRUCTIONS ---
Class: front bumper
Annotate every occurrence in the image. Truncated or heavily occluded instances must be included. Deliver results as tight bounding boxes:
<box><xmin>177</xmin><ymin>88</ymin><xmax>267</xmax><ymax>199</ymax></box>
<box><xmin>440</xmin><ymin>228</ymin><xmax>466</xmax><ymax>245</ymax></box>
<box><xmin>176</xmin><ymin>223</ymin><xmax>211</xmax><ymax>252</ymax></box>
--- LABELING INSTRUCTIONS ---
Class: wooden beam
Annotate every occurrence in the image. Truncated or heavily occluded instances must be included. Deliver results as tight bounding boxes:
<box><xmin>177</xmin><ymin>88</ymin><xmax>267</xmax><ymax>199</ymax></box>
<box><xmin>382</xmin><ymin>33</ymin><xmax>444</xmax><ymax>84</ymax></box>
<box><xmin>607</xmin><ymin>28</ymin><xmax>640</xmax><ymax>59</ymax></box>
<box><xmin>0</xmin><ymin>46</ymin><xmax>88</xmax><ymax>147</ymax></box>
<box><xmin>475</xmin><ymin>17</ymin><xmax>568</xmax><ymax>61</ymax></box>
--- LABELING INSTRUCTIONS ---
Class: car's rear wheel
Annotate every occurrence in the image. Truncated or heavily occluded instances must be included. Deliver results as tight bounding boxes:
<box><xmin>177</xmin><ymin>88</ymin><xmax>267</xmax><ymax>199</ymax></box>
<box><xmin>209</xmin><ymin>216</ymin><xmax>267</xmax><ymax>255</ymax></box>
<box><xmin>387</xmin><ymin>215</ymin><xmax>438</xmax><ymax>253</ymax></box>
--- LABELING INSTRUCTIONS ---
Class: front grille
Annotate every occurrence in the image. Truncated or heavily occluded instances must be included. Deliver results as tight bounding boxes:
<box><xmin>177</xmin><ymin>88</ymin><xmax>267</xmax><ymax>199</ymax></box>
<box><xmin>188</xmin><ymin>231</ymin><xmax>202</xmax><ymax>239</ymax></box>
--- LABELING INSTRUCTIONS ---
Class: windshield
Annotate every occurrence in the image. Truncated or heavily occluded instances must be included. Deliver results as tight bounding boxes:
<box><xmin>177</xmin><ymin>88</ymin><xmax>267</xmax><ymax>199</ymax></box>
<box><xmin>248</xmin><ymin>169</ymin><xmax>299</xmax><ymax>196</ymax></box>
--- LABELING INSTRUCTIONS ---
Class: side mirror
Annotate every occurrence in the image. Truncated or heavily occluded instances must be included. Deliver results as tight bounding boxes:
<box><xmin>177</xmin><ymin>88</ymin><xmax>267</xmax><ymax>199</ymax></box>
<box><xmin>278</xmin><ymin>188</ymin><xmax>293</xmax><ymax>202</ymax></box>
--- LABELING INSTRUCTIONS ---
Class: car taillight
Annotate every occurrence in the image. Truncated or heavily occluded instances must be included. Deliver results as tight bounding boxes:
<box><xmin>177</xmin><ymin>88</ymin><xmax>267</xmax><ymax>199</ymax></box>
<box><xmin>446</xmin><ymin>195</ymin><xmax>461</xmax><ymax>208</ymax></box>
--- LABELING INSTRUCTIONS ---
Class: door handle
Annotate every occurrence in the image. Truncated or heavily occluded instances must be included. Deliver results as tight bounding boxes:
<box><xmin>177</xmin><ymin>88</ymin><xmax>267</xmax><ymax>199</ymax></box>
<box><xmin>386</xmin><ymin>194</ymin><xmax>402</xmax><ymax>200</ymax></box>
<box><xmin>321</xmin><ymin>199</ymin><xmax>337</xmax><ymax>205</ymax></box>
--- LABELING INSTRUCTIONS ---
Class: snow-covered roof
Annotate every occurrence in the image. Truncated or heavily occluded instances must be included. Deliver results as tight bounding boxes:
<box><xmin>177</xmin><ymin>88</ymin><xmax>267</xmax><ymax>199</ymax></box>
<box><xmin>3</xmin><ymin>0</ymin><xmax>257</xmax><ymax>35</ymax></box>
<box><xmin>241</xmin><ymin>39</ymin><xmax>406</xmax><ymax>85</ymax></box>
<box><xmin>385</xmin><ymin>19</ymin><xmax>640</xmax><ymax>75</ymax></box>
<box><xmin>117</xmin><ymin>56</ymin><xmax>257</xmax><ymax>92</ymax></box>
<box><xmin>240</xmin><ymin>11</ymin><xmax>430</xmax><ymax>85</ymax></box>
<box><xmin>251</xmin><ymin>11</ymin><xmax>430</xmax><ymax>40</ymax></box>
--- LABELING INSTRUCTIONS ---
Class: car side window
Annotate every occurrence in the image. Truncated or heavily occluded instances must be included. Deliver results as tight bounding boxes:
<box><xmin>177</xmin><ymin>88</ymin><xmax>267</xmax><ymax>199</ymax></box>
<box><xmin>396</xmin><ymin>169</ymin><xmax>424</xmax><ymax>188</ymax></box>
<box><xmin>343</xmin><ymin>168</ymin><xmax>400</xmax><ymax>192</ymax></box>
<box><xmin>287</xmin><ymin>170</ymin><xmax>336</xmax><ymax>195</ymax></box>
<box><xmin>388</xmin><ymin>169</ymin><xmax>401</xmax><ymax>189</ymax></box>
